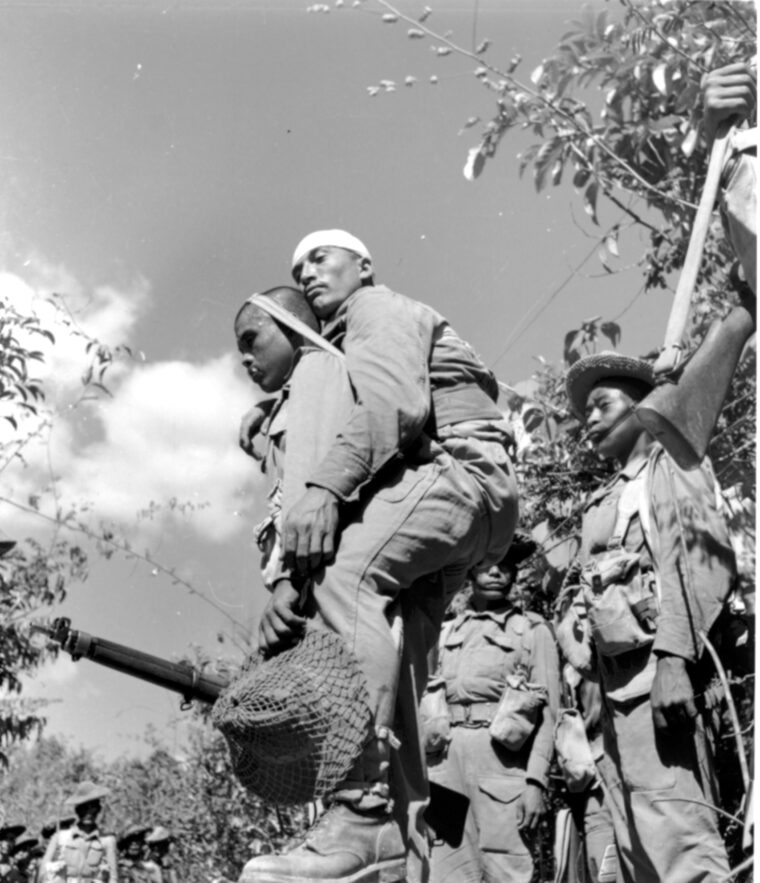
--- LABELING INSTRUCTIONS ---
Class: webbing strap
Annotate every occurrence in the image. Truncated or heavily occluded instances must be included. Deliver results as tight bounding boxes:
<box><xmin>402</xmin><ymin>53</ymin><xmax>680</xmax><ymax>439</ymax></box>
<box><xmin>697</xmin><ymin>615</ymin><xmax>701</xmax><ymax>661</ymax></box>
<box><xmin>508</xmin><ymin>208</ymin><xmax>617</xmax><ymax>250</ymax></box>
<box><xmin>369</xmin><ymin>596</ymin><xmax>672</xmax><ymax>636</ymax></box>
<box><xmin>246</xmin><ymin>294</ymin><xmax>345</xmax><ymax>360</ymax></box>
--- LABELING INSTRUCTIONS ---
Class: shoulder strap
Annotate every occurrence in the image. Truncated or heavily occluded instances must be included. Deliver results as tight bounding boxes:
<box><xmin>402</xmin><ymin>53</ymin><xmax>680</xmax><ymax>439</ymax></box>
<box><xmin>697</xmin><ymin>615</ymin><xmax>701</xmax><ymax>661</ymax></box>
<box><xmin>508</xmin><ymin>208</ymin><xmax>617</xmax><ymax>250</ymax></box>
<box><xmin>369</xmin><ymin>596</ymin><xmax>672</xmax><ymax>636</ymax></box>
<box><xmin>247</xmin><ymin>294</ymin><xmax>345</xmax><ymax>360</ymax></box>
<box><xmin>608</xmin><ymin>468</ymin><xmax>648</xmax><ymax>550</ymax></box>
<box><xmin>510</xmin><ymin>611</ymin><xmax>535</xmax><ymax>673</ymax></box>
<box><xmin>52</xmin><ymin>827</ymin><xmax>73</xmax><ymax>858</ymax></box>
<box><xmin>640</xmin><ymin>447</ymin><xmax>664</xmax><ymax>601</ymax></box>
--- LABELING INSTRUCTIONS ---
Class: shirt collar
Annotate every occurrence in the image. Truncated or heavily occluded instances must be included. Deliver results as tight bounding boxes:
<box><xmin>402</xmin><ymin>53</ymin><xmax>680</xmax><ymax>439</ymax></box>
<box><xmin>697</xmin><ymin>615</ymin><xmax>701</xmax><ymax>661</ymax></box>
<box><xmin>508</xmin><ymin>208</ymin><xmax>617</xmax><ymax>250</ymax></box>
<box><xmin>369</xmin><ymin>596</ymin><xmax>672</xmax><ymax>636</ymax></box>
<box><xmin>321</xmin><ymin>284</ymin><xmax>387</xmax><ymax>340</ymax></box>
<box><xmin>71</xmin><ymin>826</ymin><xmax>101</xmax><ymax>841</ymax></box>
<box><xmin>455</xmin><ymin>605</ymin><xmax>517</xmax><ymax>629</ymax></box>
<box><xmin>620</xmin><ymin>440</ymin><xmax>656</xmax><ymax>479</ymax></box>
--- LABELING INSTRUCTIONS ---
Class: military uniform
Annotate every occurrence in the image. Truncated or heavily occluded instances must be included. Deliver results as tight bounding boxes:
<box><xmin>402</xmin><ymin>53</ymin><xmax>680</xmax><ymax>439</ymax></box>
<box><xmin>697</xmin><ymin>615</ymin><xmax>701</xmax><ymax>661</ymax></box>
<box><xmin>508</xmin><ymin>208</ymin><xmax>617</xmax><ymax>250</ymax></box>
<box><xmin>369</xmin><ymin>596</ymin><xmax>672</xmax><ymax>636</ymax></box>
<box><xmin>241</xmin><ymin>249</ymin><xmax>518</xmax><ymax>882</ymax></box>
<box><xmin>428</xmin><ymin>606</ymin><xmax>559</xmax><ymax>882</ymax></box>
<box><xmin>568</xmin><ymin>441</ymin><xmax>734</xmax><ymax>881</ymax></box>
<box><xmin>39</xmin><ymin>825</ymin><xmax>119</xmax><ymax>882</ymax></box>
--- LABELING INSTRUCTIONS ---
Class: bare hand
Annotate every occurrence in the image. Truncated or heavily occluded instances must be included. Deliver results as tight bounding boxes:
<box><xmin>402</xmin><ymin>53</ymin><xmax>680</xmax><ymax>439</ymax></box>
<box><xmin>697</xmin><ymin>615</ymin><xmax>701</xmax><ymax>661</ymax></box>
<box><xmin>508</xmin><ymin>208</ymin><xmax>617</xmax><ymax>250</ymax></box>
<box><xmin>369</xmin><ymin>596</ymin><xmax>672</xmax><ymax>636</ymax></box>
<box><xmin>258</xmin><ymin>580</ymin><xmax>306</xmax><ymax>653</ymax></box>
<box><xmin>651</xmin><ymin>654</ymin><xmax>697</xmax><ymax>731</ymax></box>
<box><xmin>282</xmin><ymin>486</ymin><xmax>340</xmax><ymax>576</ymax></box>
<box><xmin>239</xmin><ymin>402</ymin><xmax>271</xmax><ymax>459</ymax></box>
<box><xmin>516</xmin><ymin>783</ymin><xmax>545</xmax><ymax>832</ymax></box>
<box><xmin>702</xmin><ymin>62</ymin><xmax>757</xmax><ymax>146</ymax></box>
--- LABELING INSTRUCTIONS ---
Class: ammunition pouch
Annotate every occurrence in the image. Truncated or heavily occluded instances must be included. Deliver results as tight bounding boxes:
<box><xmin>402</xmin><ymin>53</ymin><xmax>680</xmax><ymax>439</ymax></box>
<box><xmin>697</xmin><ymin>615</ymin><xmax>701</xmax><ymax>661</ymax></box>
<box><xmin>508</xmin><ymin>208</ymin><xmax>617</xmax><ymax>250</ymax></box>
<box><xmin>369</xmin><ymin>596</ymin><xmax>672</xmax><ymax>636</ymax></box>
<box><xmin>581</xmin><ymin>551</ymin><xmax>659</xmax><ymax>657</ymax></box>
<box><xmin>554</xmin><ymin>708</ymin><xmax>597</xmax><ymax>793</ymax></box>
<box><xmin>555</xmin><ymin>583</ymin><xmax>595</xmax><ymax>677</ymax></box>
<box><xmin>488</xmin><ymin>672</ymin><xmax>547</xmax><ymax>750</ymax></box>
<box><xmin>419</xmin><ymin>677</ymin><xmax>451</xmax><ymax>755</ymax></box>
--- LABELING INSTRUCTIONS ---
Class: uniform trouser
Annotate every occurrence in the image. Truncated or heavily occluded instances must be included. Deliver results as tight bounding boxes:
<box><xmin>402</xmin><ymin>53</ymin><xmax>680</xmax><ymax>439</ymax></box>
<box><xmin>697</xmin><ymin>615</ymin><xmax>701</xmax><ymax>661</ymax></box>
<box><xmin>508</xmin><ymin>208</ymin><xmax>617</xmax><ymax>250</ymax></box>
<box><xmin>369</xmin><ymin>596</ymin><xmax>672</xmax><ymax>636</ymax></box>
<box><xmin>427</xmin><ymin>726</ymin><xmax>533</xmax><ymax>883</ymax></box>
<box><xmin>582</xmin><ymin>787</ymin><xmax>618</xmax><ymax>882</ymax></box>
<box><xmin>304</xmin><ymin>438</ymin><xmax>518</xmax><ymax>798</ymax></box>
<box><xmin>597</xmin><ymin>688</ymin><xmax>730</xmax><ymax>883</ymax></box>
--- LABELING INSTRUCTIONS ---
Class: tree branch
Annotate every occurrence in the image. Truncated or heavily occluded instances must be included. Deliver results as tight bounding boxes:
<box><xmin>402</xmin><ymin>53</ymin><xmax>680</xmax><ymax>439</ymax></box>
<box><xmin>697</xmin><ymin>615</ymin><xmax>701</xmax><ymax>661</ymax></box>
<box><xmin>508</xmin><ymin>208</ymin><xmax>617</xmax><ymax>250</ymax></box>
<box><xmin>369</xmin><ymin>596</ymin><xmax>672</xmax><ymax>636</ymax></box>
<box><xmin>371</xmin><ymin>0</ymin><xmax>697</xmax><ymax>210</ymax></box>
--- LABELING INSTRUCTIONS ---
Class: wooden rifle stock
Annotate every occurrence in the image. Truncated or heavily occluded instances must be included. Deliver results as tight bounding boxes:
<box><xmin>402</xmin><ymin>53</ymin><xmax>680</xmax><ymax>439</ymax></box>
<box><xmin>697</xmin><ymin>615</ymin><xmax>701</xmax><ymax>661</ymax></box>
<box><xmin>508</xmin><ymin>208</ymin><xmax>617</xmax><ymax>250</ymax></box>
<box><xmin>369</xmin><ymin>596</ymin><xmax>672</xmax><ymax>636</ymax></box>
<box><xmin>41</xmin><ymin>617</ymin><xmax>230</xmax><ymax>705</ymax></box>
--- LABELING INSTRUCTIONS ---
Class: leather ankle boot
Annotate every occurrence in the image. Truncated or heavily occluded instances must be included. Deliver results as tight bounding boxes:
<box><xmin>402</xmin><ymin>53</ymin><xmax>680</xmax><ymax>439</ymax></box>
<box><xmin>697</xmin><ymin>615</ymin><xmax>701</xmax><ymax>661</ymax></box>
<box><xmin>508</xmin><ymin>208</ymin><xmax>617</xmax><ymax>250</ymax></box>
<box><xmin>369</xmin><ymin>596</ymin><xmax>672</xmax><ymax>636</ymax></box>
<box><xmin>238</xmin><ymin>802</ymin><xmax>406</xmax><ymax>883</ymax></box>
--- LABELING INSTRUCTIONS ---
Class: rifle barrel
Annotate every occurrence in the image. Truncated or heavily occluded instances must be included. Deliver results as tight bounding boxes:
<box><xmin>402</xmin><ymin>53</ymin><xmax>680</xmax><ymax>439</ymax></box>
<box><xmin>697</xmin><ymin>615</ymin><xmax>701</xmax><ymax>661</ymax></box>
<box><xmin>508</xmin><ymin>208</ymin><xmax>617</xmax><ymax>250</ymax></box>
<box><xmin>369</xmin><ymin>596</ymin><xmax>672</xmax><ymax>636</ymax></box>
<box><xmin>50</xmin><ymin>618</ymin><xmax>229</xmax><ymax>705</ymax></box>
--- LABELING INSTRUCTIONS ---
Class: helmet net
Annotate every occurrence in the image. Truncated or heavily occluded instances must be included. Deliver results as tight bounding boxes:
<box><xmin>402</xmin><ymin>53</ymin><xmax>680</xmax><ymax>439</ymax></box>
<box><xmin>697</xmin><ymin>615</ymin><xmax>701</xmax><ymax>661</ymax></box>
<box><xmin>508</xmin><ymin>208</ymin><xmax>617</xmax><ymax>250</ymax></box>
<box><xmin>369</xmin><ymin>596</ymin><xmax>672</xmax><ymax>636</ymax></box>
<box><xmin>212</xmin><ymin>626</ymin><xmax>371</xmax><ymax>805</ymax></box>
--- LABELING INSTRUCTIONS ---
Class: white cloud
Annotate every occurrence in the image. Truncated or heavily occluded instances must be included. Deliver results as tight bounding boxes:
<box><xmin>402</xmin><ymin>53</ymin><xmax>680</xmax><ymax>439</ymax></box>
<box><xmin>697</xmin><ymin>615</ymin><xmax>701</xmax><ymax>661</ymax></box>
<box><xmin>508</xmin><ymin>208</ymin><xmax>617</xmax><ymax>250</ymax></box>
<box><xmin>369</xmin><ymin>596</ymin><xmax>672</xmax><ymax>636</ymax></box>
<box><xmin>0</xmin><ymin>258</ymin><xmax>265</xmax><ymax>547</ymax></box>
<box><xmin>57</xmin><ymin>355</ymin><xmax>260</xmax><ymax>541</ymax></box>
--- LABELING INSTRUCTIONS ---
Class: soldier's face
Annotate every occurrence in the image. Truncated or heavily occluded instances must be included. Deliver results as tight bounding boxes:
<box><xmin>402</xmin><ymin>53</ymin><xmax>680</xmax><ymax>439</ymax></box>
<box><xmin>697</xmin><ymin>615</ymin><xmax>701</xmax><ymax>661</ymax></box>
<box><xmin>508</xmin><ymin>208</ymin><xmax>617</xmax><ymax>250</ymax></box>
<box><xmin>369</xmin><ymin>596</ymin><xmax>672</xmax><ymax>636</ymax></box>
<box><xmin>472</xmin><ymin>562</ymin><xmax>516</xmax><ymax>606</ymax></box>
<box><xmin>293</xmin><ymin>246</ymin><xmax>371</xmax><ymax>320</ymax></box>
<box><xmin>585</xmin><ymin>383</ymin><xmax>645</xmax><ymax>462</ymax></box>
<box><xmin>235</xmin><ymin>306</ymin><xmax>295</xmax><ymax>393</ymax></box>
<box><xmin>125</xmin><ymin>839</ymin><xmax>143</xmax><ymax>859</ymax></box>
<box><xmin>76</xmin><ymin>801</ymin><xmax>101</xmax><ymax>832</ymax></box>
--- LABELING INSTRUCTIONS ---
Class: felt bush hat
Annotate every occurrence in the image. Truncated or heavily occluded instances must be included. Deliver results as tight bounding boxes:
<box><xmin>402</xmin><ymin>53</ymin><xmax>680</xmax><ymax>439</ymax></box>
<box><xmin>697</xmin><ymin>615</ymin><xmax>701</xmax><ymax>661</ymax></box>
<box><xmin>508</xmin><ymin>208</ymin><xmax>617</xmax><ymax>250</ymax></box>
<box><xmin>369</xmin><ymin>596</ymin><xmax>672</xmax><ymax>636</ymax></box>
<box><xmin>501</xmin><ymin>530</ymin><xmax>537</xmax><ymax>567</ymax></box>
<box><xmin>65</xmin><ymin>780</ymin><xmax>111</xmax><ymax>808</ymax></box>
<box><xmin>565</xmin><ymin>351</ymin><xmax>655</xmax><ymax>418</ymax></box>
<box><xmin>291</xmin><ymin>230</ymin><xmax>371</xmax><ymax>271</ymax></box>
<box><xmin>145</xmin><ymin>826</ymin><xmax>175</xmax><ymax>845</ymax></box>
<box><xmin>9</xmin><ymin>837</ymin><xmax>38</xmax><ymax>857</ymax></box>
<box><xmin>118</xmin><ymin>824</ymin><xmax>151</xmax><ymax>850</ymax></box>
<box><xmin>0</xmin><ymin>825</ymin><xmax>25</xmax><ymax>842</ymax></box>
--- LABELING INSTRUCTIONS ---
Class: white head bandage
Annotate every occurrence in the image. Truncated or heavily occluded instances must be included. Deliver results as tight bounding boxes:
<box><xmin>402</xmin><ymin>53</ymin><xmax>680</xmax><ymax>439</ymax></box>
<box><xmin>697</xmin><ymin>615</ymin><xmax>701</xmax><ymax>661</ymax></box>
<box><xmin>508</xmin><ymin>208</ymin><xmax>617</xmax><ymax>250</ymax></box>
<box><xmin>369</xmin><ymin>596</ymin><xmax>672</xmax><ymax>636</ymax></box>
<box><xmin>291</xmin><ymin>230</ymin><xmax>372</xmax><ymax>271</ymax></box>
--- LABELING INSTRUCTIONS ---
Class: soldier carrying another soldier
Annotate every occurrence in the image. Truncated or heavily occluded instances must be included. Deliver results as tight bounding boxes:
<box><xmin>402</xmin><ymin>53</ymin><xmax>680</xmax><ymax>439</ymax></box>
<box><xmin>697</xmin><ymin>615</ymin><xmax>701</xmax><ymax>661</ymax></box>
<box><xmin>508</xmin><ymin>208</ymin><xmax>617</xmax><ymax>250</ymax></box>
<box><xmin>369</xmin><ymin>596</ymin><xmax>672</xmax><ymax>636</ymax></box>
<box><xmin>236</xmin><ymin>230</ymin><xmax>519</xmax><ymax>883</ymax></box>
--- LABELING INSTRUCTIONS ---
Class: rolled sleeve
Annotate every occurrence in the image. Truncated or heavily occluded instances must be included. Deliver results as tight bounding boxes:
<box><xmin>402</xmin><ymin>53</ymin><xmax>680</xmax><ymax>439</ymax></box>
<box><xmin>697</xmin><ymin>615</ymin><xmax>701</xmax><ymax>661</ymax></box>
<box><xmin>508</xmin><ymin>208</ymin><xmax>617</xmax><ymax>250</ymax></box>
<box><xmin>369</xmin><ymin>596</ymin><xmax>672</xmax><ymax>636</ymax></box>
<box><xmin>526</xmin><ymin>621</ymin><xmax>561</xmax><ymax>788</ymax></box>
<box><xmin>650</xmin><ymin>455</ymin><xmax>736</xmax><ymax>662</ymax></box>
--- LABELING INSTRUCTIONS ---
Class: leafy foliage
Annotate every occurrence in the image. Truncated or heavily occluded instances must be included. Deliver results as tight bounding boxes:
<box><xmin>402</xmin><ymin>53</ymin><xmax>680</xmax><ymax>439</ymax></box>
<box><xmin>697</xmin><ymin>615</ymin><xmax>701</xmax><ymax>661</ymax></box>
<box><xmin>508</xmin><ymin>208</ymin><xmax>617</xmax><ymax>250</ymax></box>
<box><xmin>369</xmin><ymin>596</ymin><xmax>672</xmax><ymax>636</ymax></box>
<box><xmin>0</xmin><ymin>729</ymin><xmax>311</xmax><ymax>883</ymax></box>
<box><xmin>0</xmin><ymin>291</ymin><xmax>131</xmax><ymax>761</ymax></box>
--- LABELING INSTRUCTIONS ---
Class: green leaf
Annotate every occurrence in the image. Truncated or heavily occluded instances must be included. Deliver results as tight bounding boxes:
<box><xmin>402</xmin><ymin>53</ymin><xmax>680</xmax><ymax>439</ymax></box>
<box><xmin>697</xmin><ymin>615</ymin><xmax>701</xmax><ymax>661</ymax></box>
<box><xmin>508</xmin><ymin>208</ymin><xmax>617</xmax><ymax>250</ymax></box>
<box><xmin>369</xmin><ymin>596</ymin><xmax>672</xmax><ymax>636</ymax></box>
<box><xmin>573</xmin><ymin>167</ymin><xmax>591</xmax><ymax>191</ymax></box>
<box><xmin>583</xmin><ymin>181</ymin><xmax>599</xmax><ymax>225</ymax></box>
<box><xmin>600</xmin><ymin>321</ymin><xmax>621</xmax><ymax>347</ymax></box>
<box><xmin>652</xmin><ymin>62</ymin><xmax>669</xmax><ymax>96</ymax></box>
<box><xmin>463</xmin><ymin>145</ymin><xmax>486</xmax><ymax>181</ymax></box>
<box><xmin>604</xmin><ymin>227</ymin><xmax>619</xmax><ymax>256</ymax></box>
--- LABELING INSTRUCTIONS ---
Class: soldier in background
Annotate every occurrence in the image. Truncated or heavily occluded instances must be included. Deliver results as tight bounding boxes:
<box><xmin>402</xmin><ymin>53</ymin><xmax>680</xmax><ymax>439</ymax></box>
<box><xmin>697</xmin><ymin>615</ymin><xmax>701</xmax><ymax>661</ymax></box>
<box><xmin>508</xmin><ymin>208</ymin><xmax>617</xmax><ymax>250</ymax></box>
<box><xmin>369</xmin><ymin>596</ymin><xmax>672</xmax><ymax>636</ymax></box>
<box><xmin>143</xmin><ymin>828</ymin><xmax>177</xmax><ymax>883</ymax></box>
<box><xmin>37</xmin><ymin>781</ymin><xmax>118</xmax><ymax>882</ymax></box>
<box><xmin>117</xmin><ymin>826</ymin><xmax>158</xmax><ymax>883</ymax></box>
<box><xmin>6</xmin><ymin>839</ymin><xmax>41</xmax><ymax>882</ymax></box>
<box><xmin>0</xmin><ymin>827</ymin><xmax>26</xmax><ymax>880</ymax></box>
<box><xmin>427</xmin><ymin>533</ymin><xmax>560</xmax><ymax>882</ymax></box>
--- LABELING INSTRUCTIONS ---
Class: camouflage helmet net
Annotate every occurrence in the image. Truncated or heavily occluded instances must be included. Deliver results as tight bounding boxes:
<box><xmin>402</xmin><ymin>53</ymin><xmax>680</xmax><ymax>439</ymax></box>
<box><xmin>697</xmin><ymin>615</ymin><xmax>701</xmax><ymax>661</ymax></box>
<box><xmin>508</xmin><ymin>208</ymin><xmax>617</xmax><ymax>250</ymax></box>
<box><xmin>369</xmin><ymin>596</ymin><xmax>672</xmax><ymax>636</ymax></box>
<box><xmin>211</xmin><ymin>626</ymin><xmax>371</xmax><ymax>805</ymax></box>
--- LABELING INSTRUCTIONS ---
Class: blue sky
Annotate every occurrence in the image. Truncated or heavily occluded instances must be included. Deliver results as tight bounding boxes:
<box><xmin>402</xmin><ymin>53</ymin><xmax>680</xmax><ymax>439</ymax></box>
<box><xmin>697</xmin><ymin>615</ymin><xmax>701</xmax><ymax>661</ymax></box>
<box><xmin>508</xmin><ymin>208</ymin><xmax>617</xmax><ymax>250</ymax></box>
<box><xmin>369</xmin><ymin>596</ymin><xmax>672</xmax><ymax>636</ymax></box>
<box><xmin>0</xmin><ymin>0</ymin><xmax>671</xmax><ymax>760</ymax></box>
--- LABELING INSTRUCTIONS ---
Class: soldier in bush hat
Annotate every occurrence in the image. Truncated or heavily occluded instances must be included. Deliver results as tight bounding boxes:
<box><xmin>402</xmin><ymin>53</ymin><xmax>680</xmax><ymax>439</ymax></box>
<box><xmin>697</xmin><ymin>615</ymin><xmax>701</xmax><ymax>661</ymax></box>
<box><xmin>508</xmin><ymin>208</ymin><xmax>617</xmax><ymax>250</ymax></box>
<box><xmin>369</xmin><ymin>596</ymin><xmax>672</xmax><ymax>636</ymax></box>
<box><xmin>426</xmin><ymin>530</ymin><xmax>560</xmax><ymax>882</ymax></box>
<box><xmin>143</xmin><ymin>828</ymin><xmax>177</xmax><ymax>883</ymax></box>
<box><xmin>38</xmin><ymin>781</ymin><xmax>118</xmax><ymax>882</ymax></box>
<box><xmin>117</xmin><ymin>825</ymin><xmax>158</xmax><ymax>883</ymax></box>
<box><xmin>5</xmin><ymin>837</ymin><xmax>39</xmax><ymax>882</ymax></box>
<box><xmin>555</xmin><ymin>350</ymin><xmax>737</xmax><ymax>880</ymax></box>
<box><xmin>0</xmin><ymin>826</ymin><xmax>25</xmax><ymax>880</ymax></box>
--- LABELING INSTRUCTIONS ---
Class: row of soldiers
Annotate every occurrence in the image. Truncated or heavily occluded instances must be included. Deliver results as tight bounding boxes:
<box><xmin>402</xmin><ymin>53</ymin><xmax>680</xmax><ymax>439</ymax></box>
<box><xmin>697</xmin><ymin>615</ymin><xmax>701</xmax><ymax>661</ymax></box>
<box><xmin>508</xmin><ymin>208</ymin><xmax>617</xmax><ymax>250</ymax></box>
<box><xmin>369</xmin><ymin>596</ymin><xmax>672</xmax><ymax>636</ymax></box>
<box><xmin>0</xmin><ymin>781</ymin><xmax>177</xmax><ymax>883</ymax></box>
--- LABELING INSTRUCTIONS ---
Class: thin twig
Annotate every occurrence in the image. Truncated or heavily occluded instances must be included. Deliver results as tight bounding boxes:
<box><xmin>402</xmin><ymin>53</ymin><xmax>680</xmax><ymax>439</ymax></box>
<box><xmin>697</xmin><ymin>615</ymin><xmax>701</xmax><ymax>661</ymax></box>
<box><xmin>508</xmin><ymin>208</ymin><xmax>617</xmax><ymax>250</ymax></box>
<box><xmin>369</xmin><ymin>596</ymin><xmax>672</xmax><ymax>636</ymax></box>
<box><xmin>718</xmin><ymin>855</ymin><xmax>754</xmax><ymax>883</ymax></box>
<box><xmin>0</xmin><ymin>495</ymin><xmax>248</xmax><ymax>639</ymax></box>
<box><xmin>699</xmin><ymin>628</ymin><xmax>750</xmax><ymax>793</ymax></box>
<box><xmin>621</xmin><ymin>0</ymin><xmax>708</xmax><ymax>74</ymax></box>
<box><xmin>372</xmin><ymin>0</ymin><xmax>698</xmax><ymax>210</ymax></box>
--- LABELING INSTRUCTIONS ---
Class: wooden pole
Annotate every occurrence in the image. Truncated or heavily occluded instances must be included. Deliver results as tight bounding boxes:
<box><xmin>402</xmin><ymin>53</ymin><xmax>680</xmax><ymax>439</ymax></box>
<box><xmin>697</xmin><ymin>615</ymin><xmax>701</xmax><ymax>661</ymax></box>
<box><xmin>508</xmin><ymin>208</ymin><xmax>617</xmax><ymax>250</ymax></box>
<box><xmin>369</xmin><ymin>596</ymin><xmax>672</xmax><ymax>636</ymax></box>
<box><xmin>653</xmin><ymin>123</ymin><xmax>733</xmax><ymax>375</ymax></box>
